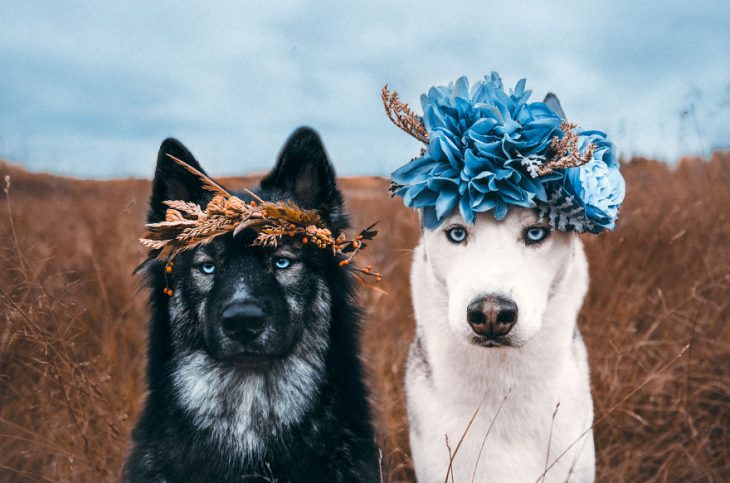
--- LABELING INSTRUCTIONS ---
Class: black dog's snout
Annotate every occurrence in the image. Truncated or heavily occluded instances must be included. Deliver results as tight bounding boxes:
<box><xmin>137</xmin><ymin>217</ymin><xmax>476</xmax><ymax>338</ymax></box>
<box><xmin>220</xmin><ymin>303</ymin><xmax>267</xmax><ymax>344</ymax></box>
<box><xmin>467</xmin><ymin>295</ymin><xmax>518</xmax><ymax>339</ymax></box>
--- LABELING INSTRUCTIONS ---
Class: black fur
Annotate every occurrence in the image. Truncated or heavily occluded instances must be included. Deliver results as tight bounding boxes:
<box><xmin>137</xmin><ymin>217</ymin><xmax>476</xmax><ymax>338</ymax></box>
<box><xmin>125</xmin><ymin>127</ymin><xmax>378</xmax><ymax>482</ymax></box>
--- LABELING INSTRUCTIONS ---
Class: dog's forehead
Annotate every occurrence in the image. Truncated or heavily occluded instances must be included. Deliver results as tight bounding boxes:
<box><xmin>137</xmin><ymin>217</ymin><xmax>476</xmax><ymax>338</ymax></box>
<box><xmin>437</xmin><ymin>208</ymin><xmax>540</xmax><ymax>231</ymax></box>
<box><xmin>239</xmin><ymin>185</ymin><xmax>293</xmax><ymax>205</ymax></box>
<box><xmin>513</xmin><ymin>209</ymin><xmax>541</xmax><ymax>225</ymax></box>
<box><xmin>189</xmin><ymin>229</ymin><xmax>306</xmax><ymax>266</ymax></box>
<box><xmin>188</xmin><ymin>235</ymin><xmax>256</xmax><ymax>264</ymax></box>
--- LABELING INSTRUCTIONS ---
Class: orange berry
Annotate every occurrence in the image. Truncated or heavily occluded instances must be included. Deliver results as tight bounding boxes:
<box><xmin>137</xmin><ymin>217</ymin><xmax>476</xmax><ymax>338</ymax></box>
<box><xmin>302</xmin><ymin>237</ymin><xmax>308</xmax><ymax>244</ymax></box>
<box><xmin>165</xmin><ymin>265</ymin><xmax>173</xmax><ymax>273</ymax></box>
<box><xmin>339</xmin><ymin>259</ymin><xmax>350</xmax><ymax>267</ymax></box>
<box><xmin>250</xmin><ymin>201</ymin><xmax>257</xmax><ymax>207</ymax></box>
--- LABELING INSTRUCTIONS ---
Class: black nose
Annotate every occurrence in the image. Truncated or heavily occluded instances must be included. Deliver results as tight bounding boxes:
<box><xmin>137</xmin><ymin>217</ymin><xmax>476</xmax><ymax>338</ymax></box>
<box><xmin>467</xmin><ymin>295</ymin><xmax>518</xmax><ymax>339</ymax></box>
<box><xmin>220</xmin><ymin>303</ymin><xmax>266</xmax><ymax>345</ymax></box>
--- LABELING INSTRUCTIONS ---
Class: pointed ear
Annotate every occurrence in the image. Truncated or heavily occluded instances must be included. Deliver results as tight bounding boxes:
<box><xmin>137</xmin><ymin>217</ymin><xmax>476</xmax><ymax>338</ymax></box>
<box><xmin>543</xmin><ymin>93</ymin><xmax>567</xmax><ymax>120</ymax></box>
<box><xmin>260</xmin><ymin>127</ymin><xmax>346</xmax><ymax>227</ymax></box>
<box><xmin>148</xmin><ymin>138</ymin><xmax>210</xmax><ymax>223</ymax></box>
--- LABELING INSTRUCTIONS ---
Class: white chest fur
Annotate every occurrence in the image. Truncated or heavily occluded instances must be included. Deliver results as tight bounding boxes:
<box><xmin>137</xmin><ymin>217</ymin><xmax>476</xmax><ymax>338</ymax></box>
<box><xmin>406</xmin><ymin>237</ymin><xmax>596</xmax><ymax>483</ymax></box>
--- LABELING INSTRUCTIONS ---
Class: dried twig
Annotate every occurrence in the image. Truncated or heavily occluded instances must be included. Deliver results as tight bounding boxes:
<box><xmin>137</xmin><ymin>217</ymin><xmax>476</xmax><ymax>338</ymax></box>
<box><xmin>537</xmin><ymin>122</ymin><xmax>595</xmax><ymax>176</ymax></box>
<box><xmin>471</xmin><ymin>389</ymin><xmax>511</xmax><ymax>483</ymax></box>
<box><xmin>166</xmin><ymin>154</ymin><xmax>228</xmax><ymax>196</ymax></box>
<box><xmin>382</xmin><ymin>85</ymin><xmax>429</xmax><ymax>144</ymax></box>
<box><xmin>539</xmin><ymin>402</ymin><xmax>561</xmax><ymax>483</ymax></box>
<box><xmin>445</xmin><ymin>435</ymin><xmax>455</xmax><ymax>483</ymax></box>
<box><xmin>443</xmin><ymin>389</ymin><xmax>492</xmax><ymax>483</ymax></box>
<box><xmin>534</xmin><ymin>344</ymin><xmax>690</xmax><ymax>482</ymax></box>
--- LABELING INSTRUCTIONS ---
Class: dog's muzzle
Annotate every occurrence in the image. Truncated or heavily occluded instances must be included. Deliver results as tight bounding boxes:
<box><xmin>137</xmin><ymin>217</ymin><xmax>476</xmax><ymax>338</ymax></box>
<box><xmin>220</xmin><ymin>302</ymin><xmax>267</xmax><ymax>346</ymax></box>
<box><xmin>467</xmin><ymin>295</ymin><xmax>517</xmax><ymax>342</ymax></box>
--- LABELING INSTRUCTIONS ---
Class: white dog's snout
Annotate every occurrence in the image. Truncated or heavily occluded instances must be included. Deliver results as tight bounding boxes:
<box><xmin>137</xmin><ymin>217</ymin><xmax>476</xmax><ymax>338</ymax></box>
<box><xmin>446</xmin><ymin>262</ymin><xmax>547</xmax><ymax>347</ymax></box>
<box><xmin>466</xmin><ymin>294</ymin><xmax>518</xmax><ymax>339</ymax></box>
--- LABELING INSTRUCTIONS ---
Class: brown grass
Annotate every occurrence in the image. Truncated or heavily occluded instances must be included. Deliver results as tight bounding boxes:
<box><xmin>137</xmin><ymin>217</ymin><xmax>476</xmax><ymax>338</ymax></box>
<box><xmin>1</xmin><ymin>154</ymin><xmax>729</xmax><ymax>482</ymax></box>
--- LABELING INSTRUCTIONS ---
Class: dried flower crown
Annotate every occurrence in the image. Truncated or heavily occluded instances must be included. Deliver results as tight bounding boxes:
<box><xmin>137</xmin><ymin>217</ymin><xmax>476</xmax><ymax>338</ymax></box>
<box><xmin>140</xmin><ymin>154</ymin><xmax>381</xmax><ymax>287</ymax></box>
<box><xmin>382</xmin><ymin>73</ymin><xmax>625</xmax><ymax>233</ymax></box>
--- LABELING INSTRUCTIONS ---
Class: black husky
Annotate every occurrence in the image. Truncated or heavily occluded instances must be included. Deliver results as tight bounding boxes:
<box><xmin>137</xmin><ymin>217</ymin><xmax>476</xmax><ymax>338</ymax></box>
<box><xmin>125</xmin><ymin>128</ymin><xmax>379</xmax><ymax>482</ymax></box>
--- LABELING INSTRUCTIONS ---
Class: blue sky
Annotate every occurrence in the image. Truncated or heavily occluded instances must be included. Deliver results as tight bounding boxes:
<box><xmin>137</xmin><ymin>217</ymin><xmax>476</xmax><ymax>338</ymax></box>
<box><xmin>1</xmin><ymin>1</ymin><xmax>729</xmax><ymax>178</ymax></box>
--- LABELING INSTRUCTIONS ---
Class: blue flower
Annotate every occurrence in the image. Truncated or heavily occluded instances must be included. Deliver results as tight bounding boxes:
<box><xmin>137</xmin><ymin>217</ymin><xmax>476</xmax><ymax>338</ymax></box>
<box><xmin>558</xmin><ymin>132</ymin><xmax>625</xmax><ymax>232</ymax></box>
<box><xmin>391</xmin><ymin>73</ymin><xmax>565</xmax><ymax>228</ymax></box>
<box><xmin>389</xmin><ymin>72</ymin><xmax>625</xmax><ymax>233</ymax></box>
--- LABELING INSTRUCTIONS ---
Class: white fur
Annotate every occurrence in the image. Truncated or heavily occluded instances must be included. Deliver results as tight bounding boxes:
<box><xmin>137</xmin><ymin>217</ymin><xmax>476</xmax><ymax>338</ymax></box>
<box><xmin>172</xmin><ymin>350</ymin><xmax>322</xmax><ymax>456</ymax></box>
<box><xmin>406</xmin><ymin>210</ymin><xmax>595</xmax><ymax>483</ymax></box>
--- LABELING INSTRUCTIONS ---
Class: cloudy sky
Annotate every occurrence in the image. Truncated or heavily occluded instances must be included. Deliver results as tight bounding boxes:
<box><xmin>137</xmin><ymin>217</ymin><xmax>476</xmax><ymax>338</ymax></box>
<box><xmin>1</xmin><ymin>1</ymin><xmax>729</xmax><ymax>178</ymax></box>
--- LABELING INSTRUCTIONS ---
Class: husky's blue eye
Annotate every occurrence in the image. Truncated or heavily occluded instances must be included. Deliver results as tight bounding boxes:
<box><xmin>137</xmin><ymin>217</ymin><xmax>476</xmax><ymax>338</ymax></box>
<box><xmin>525</xmin><ymin>226</ymin><xmax>550</xmax><ymax>244</ymax></box>
<box><xmin>446</xmin><ymin>226</ymin><xmax>467</xmax><ymax>244</ymax></box>
<box><xmin>200</xmin><ymin>262</ymin><xmax>216</xmax><ymax>274</ymax></box>
<box><xmin>275</xmin><ymin>257</ymin><xmax>292</xmax><ymax>269</ymax></box>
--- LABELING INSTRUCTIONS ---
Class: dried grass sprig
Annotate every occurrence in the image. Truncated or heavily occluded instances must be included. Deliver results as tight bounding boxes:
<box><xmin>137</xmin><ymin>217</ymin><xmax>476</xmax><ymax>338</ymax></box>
<box><xmin>166</xmin><ymin>154</ymin><xmax>228</xmax><ymax>196</ymax></box>
<box><xmin>382</xmin><ymin>85</ymin><xmax>430</xmax><ymax>144</ymax></box>
<box><xmin>537</xmin><ymin>122</ymin><xmax>596</xmax><ymax>176</ymax></box>
<box><xmin>140</xmin><ymin>157</ymin><xmax>382</xmax><ymax>288</ymax></box>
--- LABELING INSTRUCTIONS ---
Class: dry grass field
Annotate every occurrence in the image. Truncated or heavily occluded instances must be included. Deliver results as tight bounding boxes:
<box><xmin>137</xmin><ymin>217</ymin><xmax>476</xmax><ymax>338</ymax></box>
<box><xmin>1</xmin><ymin>153</ymin><xmax>729</xmax><ymax>482</ymax></box>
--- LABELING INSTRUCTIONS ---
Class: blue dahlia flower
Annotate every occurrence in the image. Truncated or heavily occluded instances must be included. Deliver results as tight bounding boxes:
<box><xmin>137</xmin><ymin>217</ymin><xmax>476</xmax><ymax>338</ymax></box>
<box><xmin>388</xmin><ymin>72</ymin><xmax>625</xmax><ymax>233</ymax></box>
<box><xmin>556</xmin><ymin>132</ymin><xmax>625</xmax><ymax>232</ymax></box>
<box><xmin>391</xmin><ymin>73</ymin><xmax>564</xmax><ymax>228</ymax></box>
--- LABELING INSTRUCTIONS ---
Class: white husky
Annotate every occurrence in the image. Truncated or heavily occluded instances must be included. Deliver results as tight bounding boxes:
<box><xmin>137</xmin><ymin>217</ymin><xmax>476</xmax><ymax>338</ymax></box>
<box><xmin>406</xmin><ymin>206</ymin><xmax>595</xmax><ymax>482</ymax></box>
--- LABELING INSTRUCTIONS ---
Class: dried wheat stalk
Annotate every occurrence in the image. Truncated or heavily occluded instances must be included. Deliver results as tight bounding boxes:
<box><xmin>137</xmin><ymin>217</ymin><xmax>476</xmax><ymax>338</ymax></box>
<box><xmin>537</xmin><ymin>122</ymin><xmax>596</xmax><ymax>176</ymax></box>
<box><xmin>382</xmin><ymin>85</ymin><xmax>429</xmax><ymax>144</ymax></box>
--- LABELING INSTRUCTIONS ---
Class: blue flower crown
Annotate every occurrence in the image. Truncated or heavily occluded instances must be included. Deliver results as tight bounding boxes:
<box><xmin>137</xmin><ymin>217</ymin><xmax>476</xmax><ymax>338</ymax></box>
<box><xmin>382</xmin><ymin>73</ymin><xmax>625</xmax><ymax>233</ymax></box>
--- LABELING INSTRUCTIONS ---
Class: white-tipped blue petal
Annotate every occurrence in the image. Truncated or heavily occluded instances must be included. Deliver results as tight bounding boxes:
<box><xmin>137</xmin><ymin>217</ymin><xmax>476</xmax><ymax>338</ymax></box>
<box><xmin>459</xmin><ymin>195</ymin><xmax>476</xmax><ymax>224</ymax></box>
<box><xmin>409</xmin><ymin>188</ymin><xmax>439</xmax><ymax>208</ymax></box>
<box><xmin>435</xmin><ymin>189</ymin><xmax>459</xmax><ymax>219</ymax></box>
<box><xmin>391</xmin><ymin>155</ymin><xmax>439</xmax><ymax>185</ymax></box>
<box><xmin>403</xmin><ymin>183</ymin><xmax>427</xmax><ymax>205</ymax></box>
<box><xmin>494</xmin><ymin>201</ymin><xmax>509</xmax><ymax>220</ymax></box>
<box><xmin>453</xmin><ymin>76</ymin><xmax>470</xmax><ymax>100</ymax></box>
<box><xmin>421</xmin><ymin>206</ymin><xmax>441</xmax><ymax>229</ymax></box>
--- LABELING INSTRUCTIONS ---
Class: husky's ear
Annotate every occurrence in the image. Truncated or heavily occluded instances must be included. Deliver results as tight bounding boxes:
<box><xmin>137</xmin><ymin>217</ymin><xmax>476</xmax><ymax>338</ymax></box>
<box><xmin>543</xmin><ymin>93</ymin><xmax>567</xmax><ymax>120</ymax></box>
<box><xmin>148</xmin><ymin>138</ymin><xmax>210</xmax><ymax>223</ymax></box>
<box><xmin>260</xmin><ymin>127</ymin><xmax>346</xmax><ymax>227</ymax></box>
